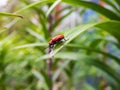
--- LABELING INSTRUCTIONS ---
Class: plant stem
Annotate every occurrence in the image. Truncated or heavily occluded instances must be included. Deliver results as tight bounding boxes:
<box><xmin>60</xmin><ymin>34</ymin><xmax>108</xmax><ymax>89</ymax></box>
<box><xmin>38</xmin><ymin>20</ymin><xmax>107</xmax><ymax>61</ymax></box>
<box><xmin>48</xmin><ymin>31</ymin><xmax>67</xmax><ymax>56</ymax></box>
<box><xmin>47</xmin><ymin>13</ymin><xmax>54</xmax><ymax>90</ymax></box>
<box><xmin>48</xmin><ymin>14</ymin><xmax>53</xmax><ymax>36</ymax></box>
<box><xmin>47</xmin><ymin>57</ymin><xmax>53</xmax><ymax>90</ymax></box>
<box><xmin>47</xmin><ymin>47</ymin><xmax>53</xmax><ymax>90</ymax></box>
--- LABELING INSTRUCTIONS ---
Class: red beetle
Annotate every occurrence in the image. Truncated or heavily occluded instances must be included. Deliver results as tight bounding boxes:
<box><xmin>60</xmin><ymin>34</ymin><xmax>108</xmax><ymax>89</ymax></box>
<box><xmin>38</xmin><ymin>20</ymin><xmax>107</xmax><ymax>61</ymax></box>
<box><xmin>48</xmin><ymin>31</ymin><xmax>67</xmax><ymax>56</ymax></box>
<box><xmin>49</xmin><ymin>34</ymin><xmax>65</xmax><ymax>48</ymax></box>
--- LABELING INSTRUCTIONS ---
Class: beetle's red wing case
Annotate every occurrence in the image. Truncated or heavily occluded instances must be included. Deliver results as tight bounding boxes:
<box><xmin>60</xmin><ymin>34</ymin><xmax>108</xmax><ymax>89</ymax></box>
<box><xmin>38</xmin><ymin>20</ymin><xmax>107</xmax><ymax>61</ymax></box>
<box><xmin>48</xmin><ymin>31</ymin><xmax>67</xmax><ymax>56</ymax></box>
<box><xmin>48</xmin><ymin>34</ymin><xmax>64</xmax><ymax>45</ymax></box>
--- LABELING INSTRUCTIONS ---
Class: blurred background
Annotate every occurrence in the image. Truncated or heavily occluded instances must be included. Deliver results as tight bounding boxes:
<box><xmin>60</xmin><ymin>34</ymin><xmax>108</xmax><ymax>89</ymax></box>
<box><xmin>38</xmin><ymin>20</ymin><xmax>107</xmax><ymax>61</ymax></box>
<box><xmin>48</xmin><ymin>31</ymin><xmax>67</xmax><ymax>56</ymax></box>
<box><xmin>0</xmin><ymin>0</ymin><xmax>120</xmax><ymax>90</ymax></box>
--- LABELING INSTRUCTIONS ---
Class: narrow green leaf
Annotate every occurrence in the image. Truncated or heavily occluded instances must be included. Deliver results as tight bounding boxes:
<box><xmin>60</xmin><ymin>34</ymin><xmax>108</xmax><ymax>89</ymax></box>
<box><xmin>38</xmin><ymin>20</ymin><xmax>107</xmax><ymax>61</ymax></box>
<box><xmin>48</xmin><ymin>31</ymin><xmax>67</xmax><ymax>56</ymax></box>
<box><xmin>21</xmin><ymin>0</ymin><xmax>46</xmax><ymax>18</ymax></box>
<box><xmin>40</xmin><ymin>69</ymin><xmax>52</xmax><ymax>88</ymax></box>
<box><xmin>13</xmin><ymin>43</ymin><xmax>47</xmax><ymax>50</ymax></box>
<box><xmin>50</xmin><ymin>23</ymin><xmax>97</xmax><ymax>57</ymax></box>
<box><xmin>62</xmin><ymin>0</ymin><xmax>120</xmax><ymax>20</ymax></box>
<box><xmin>64</xmin><ymin>68</ymin><xmax>71</xmax><ymax>78</ymax></box>
<box><xmin>32</xmin><ymin>69</ymin><xmax>44</xmax><ymax>81</ymax></box>
<box><xmin>46</xmin><ymin>0</ymin><xmax>61</xmax><ymax>16</ymax></box>
<box><xmin>114</xmin><ymin>0</ymin><xmax>120</xmax><ymax>7</ymax></box>
<box><xmin>51</xmin><ymin>10</ymin><xmax>73</xmax><ymax>32</ymax></box>
<box><xmin>15</xmin><ymin>0</ymin><xmax>54</xmax><ymax>14</ymax></box>
<box><xmin>89</xmin><ymin>38</ymin><xmax>103</xmax><ymax>48</ymax></box>
<box><xmin>66</xmin><ymin>44</ymin><xmax>120</xmax><ymax>64</ymax></box>
<box><xmin>36</xmin><ymin>8</ymin><xmax>46</xmax><ymax>19</ymax></box>
<box><xmin>36</xmin><ymin>52</ymin><xmax>84</xmax><ymax>61</ymax></box>
<box><xmin>56</xmin><ymin>6</ymin><xmax>72</xmax><ymax>15</ymax></box>
<box><xmin>85</xmin><ymin>59</ymin><xmax>120</xmax><ymax>87</ymax></box>
<box><xmin>95</xmin><ymin>21</ymin><xmax>120</xmax><ymax>43</ymax></box>
<box><xmin>27</xmin><ymin>29</ymin><xmax>45</xmax><ymax>41</ymax></box>
<box><xmin>39</xmin><ymin>14</ymin><xmax>49</xmax><ymax>39</ymax></box>
<box><xmin>102</xmin><ymin>0</ymin><xmax>120</xmax><ymax>14</ymax></box>
<box><xmin>21</xmin><ymin>0</ymin><xmax>49</xmax><ymax>39</ymax></box>
<box><xmin>2</xmin><ymin>0</ymin><xmax>55</xmax><ymax>33</ymax></box>
<box><xmin>0</xmin><ymin>12</ymin><xmax>23</xmax><ymax>18</ymax></box>
<box><xmin>49</xmin><ymin>20</ymin><xmax>120</xmax><ymax>61</ymax></box>
<box><xmin>53</xmin><ymin>60</ymin><xmax>70</xmax><ymax>81</ymax></box>
<box><xmin>0</xmin><ymin>28</ymin><xmax>7</xmax><ymax>34</ymax></box>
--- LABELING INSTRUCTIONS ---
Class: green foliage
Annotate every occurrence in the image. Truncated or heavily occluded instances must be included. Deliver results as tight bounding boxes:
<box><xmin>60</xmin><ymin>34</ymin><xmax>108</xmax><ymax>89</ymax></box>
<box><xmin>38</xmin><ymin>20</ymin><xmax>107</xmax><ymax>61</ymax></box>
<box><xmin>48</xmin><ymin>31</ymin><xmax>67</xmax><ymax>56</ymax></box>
<box><xmin>0</xmin><ymin>0</ymin><xmax>120</xmax><ymax>90</ymax></box>
<box><xmin>62</xmin><ymin>0</ymin><xmax>120</xmax><ymax>20</ymax></box>
<box><xmin>95</xmin><ymin>21</ymin><xmax>120</xmax><ymax>43</ymax></box>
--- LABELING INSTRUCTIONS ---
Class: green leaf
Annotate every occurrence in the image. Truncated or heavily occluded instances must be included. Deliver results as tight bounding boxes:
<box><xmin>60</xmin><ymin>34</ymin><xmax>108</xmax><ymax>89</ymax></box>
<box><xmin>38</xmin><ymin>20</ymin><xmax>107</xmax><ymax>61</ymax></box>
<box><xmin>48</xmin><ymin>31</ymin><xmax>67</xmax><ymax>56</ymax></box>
<box><xmin>102</xmin><ymin>0</ymin><xmax>120</xmax><ymax>14</ymax></box>
<box><xmin>13</xmin><ymin>43</ymin><xmax>47</xmax><ymax>50</ymax></box>
<box><xmin>36</xmin><ymin>8</ymin><xmax>46</xmax><ymax>19</ymax></box>
<box><xmin>0</xmin><ymin>28</ymin><xmax>7</xmax><ymax>34</ymax></box>
<box><xmin>53</xmin><ymin>60</ymin><xmax>70</xmax><ymax>81</ymax></box>
<box><xmin>39</xmin><ymin>14</ymin><xmax>49</xmax><ymax>39</ymax></box>
<box><xmin>40</xmin><ymin>69</ymin><xmax>52</xmax><ymax>88</ymax></box>
<box><xmin>66</xmin><ymin>44</ymin><xmax>120</xmax><ymax>64</ymax></box>
<box><xmin>15</xmin><ymin>0</ymin><xmax>54</xmax><ymax>14</ymax></box>
<box><xmin>56</xmin><ymin>6</ymin><xmax>72</xmax><ymax>15</ymax></box>
<box><xmin>50</xmin><ymin>23</ymin><xmax>97</xmax><ymax>57</ymax></box>
<box><xmin>114</xmin><ymin>0</ymin><xmax>120</xmax><ymax>7</ymax></box>
<box><xmin>50</xmin><ymin>21</ymin><xmax>120</xmax><ymax>57</ymax></box>
<box><xmin>64</xmin><ymin>68</ymin><xmax>71</xmax><ymax>78</ymax></box>
<box><xmin>20</xmin><ymin>0</ymin><xmax>49</xmax><ymax>39</ymax></box>
<box><xmin>2</xmin><ymin>0</ymin><xmax>55</xmax><ymax>34</ymax></box>
<box><xmin>85</xmin><ymin>59</ymin><xmax>120</xmax><ymax>88</ymax></box>
<box><xmin>27</xmin><ymin>29</ymin><xmax>45</xmax><ymax>41</ymax></box>
<box><xmin>51</xmin><ymin>10</ymin><xmax>73</xmax><ymax>32</ymax></box>
<box><xmin>62</xmin><ymin>0</ymin><xmax>120</xmax><ymax>20</ymax></box>
<box><xmin>37</xmin><ymin>51</ymin><xmax>87</xmax><ymax>61</ymax></box>
<box><xmin>95</xmin><ymin>21</ymin><xmax>120</xmax><ymax>43</ymax></box>
<box><xmin>89</xmin><ymin>38</ymin><xmax>103</xmax><ymax>48</ymax></box>
<box><xmin>46</xmin><ymin>0</ymin><xmax>61</xmax><ymax>16</ymax></box>
<box><xmin>0</xmin><ymin>12</ymin><xmax>23</xmax><ymax>18</ymax></box>
<box><xmin>32</xmin><ymin>69</ymin><xmax>44</xmax><ymax>82</ymax></box>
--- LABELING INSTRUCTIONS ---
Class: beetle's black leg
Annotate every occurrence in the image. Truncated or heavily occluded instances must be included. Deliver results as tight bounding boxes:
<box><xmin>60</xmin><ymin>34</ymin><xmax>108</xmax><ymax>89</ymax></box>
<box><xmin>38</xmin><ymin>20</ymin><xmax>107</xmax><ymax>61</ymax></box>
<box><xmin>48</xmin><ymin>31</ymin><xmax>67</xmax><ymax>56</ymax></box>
<box><xmin>64</xmin><ymin>38</ymin><xmax>67</xmax><ymax>41</ymax></box>
<box><xmin>49</xmin><ymin>44</ymin><xmax>54</xmax><ymax>48</ymax></box>
<box><xmin>48</xmin><ymin>44</ymin><xmax>54</xmax><ymax>53</ymax></box>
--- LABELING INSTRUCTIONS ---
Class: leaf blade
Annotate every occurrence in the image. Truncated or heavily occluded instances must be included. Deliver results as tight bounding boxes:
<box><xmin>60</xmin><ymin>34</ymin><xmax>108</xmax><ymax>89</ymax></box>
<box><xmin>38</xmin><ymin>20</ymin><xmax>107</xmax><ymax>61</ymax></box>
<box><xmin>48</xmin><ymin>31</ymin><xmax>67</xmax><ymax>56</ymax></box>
<box><xmin>62</xmin><ymin>0</ymin><xmax>120</xmax><ymax>20</ymax></box>
<box><xmin>0</xmin><ymin>12</ymin><xmax>23</xmax><ymax>18</ymax></box>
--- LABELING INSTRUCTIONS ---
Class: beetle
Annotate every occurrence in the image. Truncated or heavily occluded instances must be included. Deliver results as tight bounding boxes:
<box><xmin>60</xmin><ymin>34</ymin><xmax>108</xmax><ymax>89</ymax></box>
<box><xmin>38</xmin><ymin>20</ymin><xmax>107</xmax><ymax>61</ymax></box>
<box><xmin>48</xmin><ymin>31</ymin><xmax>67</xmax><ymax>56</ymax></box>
<box><xmin>48</xmin><ymin>34</ymin><xmax>66</xmax><ymax>48</ymax></box>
